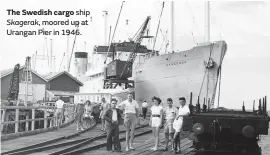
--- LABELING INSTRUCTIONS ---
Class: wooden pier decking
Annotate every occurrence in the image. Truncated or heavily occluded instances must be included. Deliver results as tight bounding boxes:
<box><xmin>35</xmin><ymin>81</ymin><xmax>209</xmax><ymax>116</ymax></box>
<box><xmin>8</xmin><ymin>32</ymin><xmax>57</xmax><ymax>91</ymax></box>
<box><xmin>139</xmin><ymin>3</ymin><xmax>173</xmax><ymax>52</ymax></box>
<box><xmin>82</xmin><ymin>129</ymin><xmax>195</xmax><ymax>155</ymax></box>
<box><xmin>1</xmin><ymin>123</ymin><xmax>82</xmax><ymax>153</ymax></box>
<box><xmin>1</xmin><ymin>120</ymin><xmax>196</xmax><ymax>155</ymax></box>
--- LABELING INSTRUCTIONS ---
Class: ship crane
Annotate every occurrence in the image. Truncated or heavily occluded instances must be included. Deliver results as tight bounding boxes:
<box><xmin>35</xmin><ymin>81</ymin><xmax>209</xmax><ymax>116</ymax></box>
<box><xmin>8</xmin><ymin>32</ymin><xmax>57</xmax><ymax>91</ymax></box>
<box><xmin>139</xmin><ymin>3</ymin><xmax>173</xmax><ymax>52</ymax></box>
<box><xmin>7</xmin><ymin>64</ymin><xmax>20</xmax><ymax>105</ymax></box>
<box><xmin>7</xmin><ymin>56</ymin><xmax>33</xmax><ymax>106</ymax></box>
<box><xmin>102</xmin><ymin>16</ymin><xmax>152</xmax><ymax>89</ymax></box>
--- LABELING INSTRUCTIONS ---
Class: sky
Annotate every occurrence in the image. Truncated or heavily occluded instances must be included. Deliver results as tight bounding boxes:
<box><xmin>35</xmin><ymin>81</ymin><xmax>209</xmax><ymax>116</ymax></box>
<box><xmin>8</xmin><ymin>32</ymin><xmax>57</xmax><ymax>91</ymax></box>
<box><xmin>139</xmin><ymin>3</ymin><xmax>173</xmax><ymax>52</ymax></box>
<box><xmin>0</xmin><ymin>0</ymin><xmax>270</xmax><ymax>109</ymax></box>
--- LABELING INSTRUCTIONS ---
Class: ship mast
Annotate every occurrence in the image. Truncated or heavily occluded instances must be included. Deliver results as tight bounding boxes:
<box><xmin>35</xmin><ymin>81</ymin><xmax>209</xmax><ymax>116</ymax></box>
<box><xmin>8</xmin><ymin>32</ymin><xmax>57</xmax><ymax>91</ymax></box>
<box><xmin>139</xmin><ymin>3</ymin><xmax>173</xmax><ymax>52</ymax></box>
<box><xmin>205</xmin><ymin>1</ymin><xmax>210</xmax><ymax>43</ymax></box>
<box><xmin>170</xmin><ymin>1</ymin><xmax>175</xmax><ymax>52</ymax></box>
<box><xmin>103</xmin><ymin>11</ymin><xmax>108</xmax><ymax>45</ymax></box>
<box><xmin>50</xmin><ymin>39</ymin><xmax>53</xmax><ymax>73</ymax></box>
<box><xmin>66</xmin><ymin>36</ymin><xmax>69</xmax><ymax>71</ymax></box>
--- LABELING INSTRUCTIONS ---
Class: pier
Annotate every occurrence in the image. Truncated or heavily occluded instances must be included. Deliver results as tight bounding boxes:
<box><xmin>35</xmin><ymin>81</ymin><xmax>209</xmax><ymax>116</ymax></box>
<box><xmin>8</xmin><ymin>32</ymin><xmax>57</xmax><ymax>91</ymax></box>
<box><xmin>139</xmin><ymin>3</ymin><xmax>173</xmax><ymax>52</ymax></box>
<box><xmin>1</xmin><ymin>105</ymin><xmax>195</xmax><ymax>155</ymax></box>
<box><xmin>1</xmin><ymin>105</ymin><xmax>270</xmax><ymax>155</ymax></box>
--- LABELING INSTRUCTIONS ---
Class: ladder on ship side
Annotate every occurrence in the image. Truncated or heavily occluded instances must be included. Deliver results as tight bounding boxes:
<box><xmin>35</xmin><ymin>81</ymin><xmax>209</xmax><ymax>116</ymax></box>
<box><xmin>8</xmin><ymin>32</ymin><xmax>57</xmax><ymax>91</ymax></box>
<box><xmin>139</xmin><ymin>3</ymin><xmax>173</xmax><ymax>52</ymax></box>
<box><xmin>21</xmin><ymin>56</ymin><xmax>33</xmax><ymax>106</ymax></box>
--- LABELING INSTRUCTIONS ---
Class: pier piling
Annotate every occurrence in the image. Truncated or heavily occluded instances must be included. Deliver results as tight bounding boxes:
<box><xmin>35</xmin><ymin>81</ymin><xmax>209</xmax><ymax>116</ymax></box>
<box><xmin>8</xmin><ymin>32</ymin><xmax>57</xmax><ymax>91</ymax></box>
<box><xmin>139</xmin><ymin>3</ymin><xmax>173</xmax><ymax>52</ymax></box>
<box><xmin>259</xmin><ymin>99</ymin><xmax>262</xmax><ymax>113</ymax></box>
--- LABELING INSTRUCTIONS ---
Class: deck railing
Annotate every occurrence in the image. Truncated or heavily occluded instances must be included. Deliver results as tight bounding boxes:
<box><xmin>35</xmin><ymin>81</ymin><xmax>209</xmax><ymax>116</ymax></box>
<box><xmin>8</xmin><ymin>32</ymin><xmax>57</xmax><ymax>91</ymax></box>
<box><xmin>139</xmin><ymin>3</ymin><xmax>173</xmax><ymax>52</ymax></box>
<box><xmin>1</xmin><ymin>103</ymin><xmax>76</xmax><ymax>135</ymax></box>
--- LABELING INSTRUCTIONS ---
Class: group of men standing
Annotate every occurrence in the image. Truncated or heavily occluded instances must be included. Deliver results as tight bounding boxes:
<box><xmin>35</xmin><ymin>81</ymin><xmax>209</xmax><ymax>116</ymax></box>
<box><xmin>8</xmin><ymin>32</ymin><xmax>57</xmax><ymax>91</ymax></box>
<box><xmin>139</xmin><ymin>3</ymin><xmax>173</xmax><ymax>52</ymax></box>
<box><xmin>99</xmin><ymin>92</ymin><xmax>190</xmax><ymax>153</ymax></box>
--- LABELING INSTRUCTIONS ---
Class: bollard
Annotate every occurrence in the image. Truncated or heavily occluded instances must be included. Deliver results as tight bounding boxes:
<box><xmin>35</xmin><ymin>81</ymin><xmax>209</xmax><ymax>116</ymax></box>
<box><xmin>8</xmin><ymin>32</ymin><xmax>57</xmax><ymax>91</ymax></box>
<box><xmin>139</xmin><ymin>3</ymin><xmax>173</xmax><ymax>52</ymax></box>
<box><xmin>265</xmin><ymin>96</ymin><xmax>267</xmax><ymax>114</ymax></box>
<box><xmin>263</xmin><ymin>98</ymin><xmax>265</xmax><ymax>115</ymax></box>
<box><xmin>189</xmin><ymin>92</ymin><xmax>193</xmax><ymax>115</ymax></box>
<box><xmin>242</xmin><ymin>101</ymin><xmax>245</xmax><ymax>112</ymax></box>
<box><xmin>208</xmin><ymin>98</ymin><xmax>210</xmax><ymax>111</ymax></box>
<box><xmin>190</xmin><ymin>92</ymin><xmax>193</xmax><ymax>105</ymax></box>
<box><xmin>203</xmin><ymin>98</ymin><xmax>207</xmax><ymax>112</ymax></box>
<box><xmin>259</xmin><ymin>99</ymin><xmax>262</xmax><ymax>114</ymax></box>
<box><xmin>197</xmin><ymin>96</ymin><xmax>201</xmax><ymax>112</ymax></box>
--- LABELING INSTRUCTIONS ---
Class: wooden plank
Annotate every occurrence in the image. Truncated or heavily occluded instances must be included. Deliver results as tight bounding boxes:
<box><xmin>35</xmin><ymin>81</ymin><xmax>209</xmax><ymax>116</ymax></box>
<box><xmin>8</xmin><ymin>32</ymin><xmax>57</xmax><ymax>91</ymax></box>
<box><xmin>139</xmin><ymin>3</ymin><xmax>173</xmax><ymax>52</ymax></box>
<box><xmin>125</xmin><ymin>136</ymin><xmax>192</xmax><ymax>155</ymax></box>
<box><xmin>122</xmin><ymin>132</ymin><xmax>191</xmax><ymax>155</ymax></box>
<box><xmin>148</xmin><ymin>140</ymin><xmax>192</xmax><ymax>155</ymax></box>
<box><xmin>123</xmin><ymin>137</ymin><xmax>166</xmax><ymax>155</ymax></box>
<box><xmin>162</xmin><ymin>141</ymin><xmax>193</xmax><ymax>155</ymax></box>
<box><xmin>180</xmin><ymin>141</ymin><xmax>193</xmax><ymax>151</ymax></box>
<box><xmin>179</xmin><ymin>148</ymin><xmax>195</xmax><ymax>155</ymax></box>
<box><xmin>1</xmin><ymin>123</ymin><xmax>80</xmax><ymax>152</ymax></box>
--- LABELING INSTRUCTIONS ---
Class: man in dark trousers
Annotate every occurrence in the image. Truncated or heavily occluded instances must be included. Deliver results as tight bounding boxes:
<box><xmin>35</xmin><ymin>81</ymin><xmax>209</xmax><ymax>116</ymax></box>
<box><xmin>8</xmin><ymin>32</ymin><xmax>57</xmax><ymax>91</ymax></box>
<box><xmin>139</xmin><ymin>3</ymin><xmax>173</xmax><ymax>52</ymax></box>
<box><xmin>103</xmin><ymin>98</ymin><xmax>122</xmax><ymax>152</ymax></box>
<box><xmin>141</xmin><ymin>100</ymin><xmax>148</xmax><ymax>119</ymax></box>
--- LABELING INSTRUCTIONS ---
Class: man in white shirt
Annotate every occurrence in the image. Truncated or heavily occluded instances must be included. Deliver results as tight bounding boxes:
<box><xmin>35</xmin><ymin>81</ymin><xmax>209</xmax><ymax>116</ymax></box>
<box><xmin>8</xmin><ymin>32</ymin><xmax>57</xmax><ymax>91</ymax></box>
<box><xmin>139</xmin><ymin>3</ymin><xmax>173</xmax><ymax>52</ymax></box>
<box><xmin>141</xmin><ymin>100</ymin><xmax>148</xmax><ymax>119</ymax></box>
<box><xmin>117</xmin><ymin>92</ymin><xmax>139</xmax><ymax>151</ymax></box>
<box><xmin>163</xmin><ymin>98</ymin><xmax>178</xmax><ymax>151</ymax></box>
<box><xmin>173</xmin><ymin>97</ymin><xmax>190</xmax><ymax>153</ymax></box>
<box><xmin>54</xmin><ymin>96</ymin><xmax>65</xmax><ymax>129</ymax></box>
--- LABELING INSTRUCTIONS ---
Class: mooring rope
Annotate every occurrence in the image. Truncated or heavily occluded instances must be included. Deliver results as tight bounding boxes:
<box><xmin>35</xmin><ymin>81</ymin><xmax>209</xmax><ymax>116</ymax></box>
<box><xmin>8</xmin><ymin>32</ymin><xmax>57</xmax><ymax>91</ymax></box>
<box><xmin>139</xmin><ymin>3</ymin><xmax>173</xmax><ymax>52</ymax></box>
<box><xmin>198</xmin><ymin>43</ymin><xmax>214</xmax><ymax>98</ymax></box>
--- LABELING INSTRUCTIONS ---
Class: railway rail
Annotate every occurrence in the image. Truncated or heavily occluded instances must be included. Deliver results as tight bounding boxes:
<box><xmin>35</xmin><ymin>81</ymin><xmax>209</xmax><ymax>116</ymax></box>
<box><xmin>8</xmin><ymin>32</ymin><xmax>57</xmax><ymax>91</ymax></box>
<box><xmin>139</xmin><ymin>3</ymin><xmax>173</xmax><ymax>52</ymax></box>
<box><xmin>2</xmin><ymin>120</ymin><xmax>152</xmax><ymax>155</ymax></box>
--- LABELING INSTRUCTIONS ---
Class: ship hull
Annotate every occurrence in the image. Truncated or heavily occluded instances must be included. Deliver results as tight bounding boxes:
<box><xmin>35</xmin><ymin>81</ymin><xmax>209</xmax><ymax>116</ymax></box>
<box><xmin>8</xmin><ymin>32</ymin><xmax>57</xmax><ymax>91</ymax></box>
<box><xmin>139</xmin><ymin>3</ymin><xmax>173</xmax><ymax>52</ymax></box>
<box><xmin>133</xmin><ymin>41</ymin><xmax>227</xmax><ymax>107</ymax></box>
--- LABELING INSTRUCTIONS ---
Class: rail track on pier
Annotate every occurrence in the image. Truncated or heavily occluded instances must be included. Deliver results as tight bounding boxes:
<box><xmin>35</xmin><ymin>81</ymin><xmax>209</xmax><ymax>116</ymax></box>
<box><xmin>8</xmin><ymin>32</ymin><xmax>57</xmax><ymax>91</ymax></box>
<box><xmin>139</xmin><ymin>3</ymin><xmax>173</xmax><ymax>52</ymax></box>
<box><xmin>1</xmin><ymin>120</ymin><xmax>152</xmax><ymax>155</ymax></box>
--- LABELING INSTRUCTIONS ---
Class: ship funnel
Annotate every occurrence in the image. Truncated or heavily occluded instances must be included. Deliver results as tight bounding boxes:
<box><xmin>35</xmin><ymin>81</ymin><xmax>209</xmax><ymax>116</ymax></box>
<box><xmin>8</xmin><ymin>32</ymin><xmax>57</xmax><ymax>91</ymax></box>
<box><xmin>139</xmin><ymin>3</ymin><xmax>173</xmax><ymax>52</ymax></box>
<box><xmin>75</xmin><ymin>52</ymin><xmax>88</xmax><ymax>80</ymax></box>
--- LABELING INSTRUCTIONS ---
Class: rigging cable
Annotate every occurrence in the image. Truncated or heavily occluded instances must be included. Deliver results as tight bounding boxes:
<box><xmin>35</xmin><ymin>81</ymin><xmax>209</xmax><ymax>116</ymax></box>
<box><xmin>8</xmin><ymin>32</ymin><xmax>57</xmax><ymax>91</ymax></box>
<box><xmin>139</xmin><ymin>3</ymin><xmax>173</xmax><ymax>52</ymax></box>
<box><xmin>217</xmin><ymin>66</ymin><xmax>222</xmax><ymax>108</ymax></box>
<box><xmin>152</xmin><ymin>2</ymin><xmax>165</xmax><ymax>53</ymax></box>
<box><xmin>186</xmin><ymin>0</ymin><xmax>201</xmax><ymax>37</ymax></box>
<box><xmin>206</xmin><ymin>64</ymin><xmax>210</xmax><ymax>104</ymax></box>
<box><xmin>159</xmin><ymin>29</ymin><xmax>168</xmax><ymax>53</ymax></box>
<box><xmin>58</xmin><ymin>53</ymin><xmax>65</xmax><ymax>72</ymax></box>
<box><xmin>116</xmin><ymin>12</ymin><xmax>149</xmax><ymax>60</ymax></box>
<box><xmin>219</xmin><ymin>25</ymin><xmax>223</xmax><ymax>40</ymax></box>
<box><xmin>104</xmin><ymin>1</ymin><xmax>125</xmax><ymax>64</ymax></box>
<box><xmin>91</xmin><ymin>16</ymin><xmax>99</xmax><ymax>45</ymax></box>
<box><xmin>186</xmin><ymin>0</ymin><xmax>200</xmax><ymax>45</ymax></box>
<box><xmin>68</xmin><ymin>25</ymin><xmax>79</xmax><ymax>72</ymax></box>
<box><xmin>198</xmin><ymin>43</ymin><xmax>214</xmax><ymax>97</ymax></box>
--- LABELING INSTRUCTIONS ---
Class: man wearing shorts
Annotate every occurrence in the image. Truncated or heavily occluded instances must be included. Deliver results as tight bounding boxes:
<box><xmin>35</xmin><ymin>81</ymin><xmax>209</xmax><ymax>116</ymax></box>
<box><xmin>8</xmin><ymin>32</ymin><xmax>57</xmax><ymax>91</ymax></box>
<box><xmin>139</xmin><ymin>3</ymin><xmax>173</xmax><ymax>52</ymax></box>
<box><xmin>100</xmin><ymin>98</ymin><xmax>109</xmax><ymax>131</ymax></box>
<box><xmin>163</xmin><ymin>98</ymin><xmax>177</xmax><ymax>151</ymax></box>
<box><xmin>173</xmin><ymin>97</ymin><xmax>190</xmax><ymax>153</ymax></box>
<box><xmin>54</xmin><ymin>96</ymin><xmax>65</xmax><ymax>129</ymax></box>
<box><xmin>117</xmin><ymin>92</ymin><xmax>139</xmax><ymax>151</ymax></box>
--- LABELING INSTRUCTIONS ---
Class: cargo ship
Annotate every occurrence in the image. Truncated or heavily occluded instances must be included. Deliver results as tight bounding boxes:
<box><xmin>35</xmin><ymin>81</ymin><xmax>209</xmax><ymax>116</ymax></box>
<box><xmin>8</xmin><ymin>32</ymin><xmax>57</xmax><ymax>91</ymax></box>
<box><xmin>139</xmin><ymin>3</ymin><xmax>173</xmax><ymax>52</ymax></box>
<box><xmin>77</xmin><ymin>2</ymin><xmax>226</xmax><ymax>108</ymax></box>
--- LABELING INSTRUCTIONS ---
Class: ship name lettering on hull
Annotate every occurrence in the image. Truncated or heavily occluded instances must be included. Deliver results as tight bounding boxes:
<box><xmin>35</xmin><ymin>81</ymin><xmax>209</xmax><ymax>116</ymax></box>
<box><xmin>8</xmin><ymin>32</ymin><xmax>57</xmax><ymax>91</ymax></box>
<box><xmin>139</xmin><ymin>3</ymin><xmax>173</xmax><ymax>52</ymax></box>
<box><xmin>166</xmin><ymin>60</ymin><xmax>186</xmax><ymax>66</ymax></box>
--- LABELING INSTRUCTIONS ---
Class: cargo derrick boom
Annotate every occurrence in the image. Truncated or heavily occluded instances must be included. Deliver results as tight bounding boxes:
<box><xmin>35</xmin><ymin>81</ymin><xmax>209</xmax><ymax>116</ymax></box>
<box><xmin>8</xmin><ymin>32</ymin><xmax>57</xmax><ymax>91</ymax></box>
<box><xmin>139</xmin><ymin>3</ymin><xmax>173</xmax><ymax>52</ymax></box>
<box><xmin>103</xmin><ymin>16</ymin><xmax>151</xmax><ymax>89</ymax></box>
<box><xmin>183</xmin><ymin>95</ymin><xmax>269</xmax><ymax>155</ymax></box>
